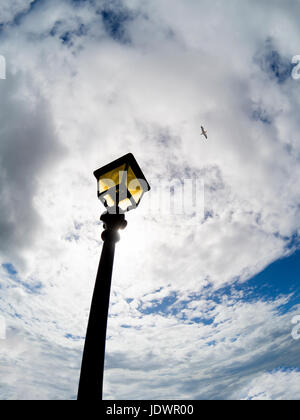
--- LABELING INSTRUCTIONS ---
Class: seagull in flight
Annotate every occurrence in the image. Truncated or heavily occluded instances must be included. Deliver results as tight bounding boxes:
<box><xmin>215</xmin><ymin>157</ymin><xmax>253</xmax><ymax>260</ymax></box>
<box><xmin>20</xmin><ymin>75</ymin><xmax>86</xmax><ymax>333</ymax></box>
<box><xmin>201</xmin><ymin>126</ymin><xmax>208</xmax><ymax>139</ymax></box>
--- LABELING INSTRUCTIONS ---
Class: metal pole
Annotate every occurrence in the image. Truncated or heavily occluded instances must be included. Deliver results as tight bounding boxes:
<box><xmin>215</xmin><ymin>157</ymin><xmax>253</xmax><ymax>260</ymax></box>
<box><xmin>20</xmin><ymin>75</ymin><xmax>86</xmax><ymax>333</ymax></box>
<box><xmin>77</xmin><ymin>212</ymin><xmax>127</xmax><ymax>400</ymax></box>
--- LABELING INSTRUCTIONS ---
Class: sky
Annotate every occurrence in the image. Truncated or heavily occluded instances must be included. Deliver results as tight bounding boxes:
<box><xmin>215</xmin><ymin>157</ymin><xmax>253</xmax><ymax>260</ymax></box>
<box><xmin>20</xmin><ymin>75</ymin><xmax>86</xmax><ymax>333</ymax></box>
<box><xmin>0</xmin><ymin>0</ymin><xmax>300</xmax><ymax>400</ymax></box>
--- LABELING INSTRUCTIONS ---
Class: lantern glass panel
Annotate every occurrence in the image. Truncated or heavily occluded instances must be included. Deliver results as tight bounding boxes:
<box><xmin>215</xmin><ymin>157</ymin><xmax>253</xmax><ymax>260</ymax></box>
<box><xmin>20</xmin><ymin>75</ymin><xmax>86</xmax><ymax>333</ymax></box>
<box><xmin>127</xmin><ymin>167</ymin><xmax>143</xmax><ymax>204</ymax></box>
<box><xmin>94</xmin><ymin>153</ymin><xmax>150</xmax><ymax>214</ymax></box>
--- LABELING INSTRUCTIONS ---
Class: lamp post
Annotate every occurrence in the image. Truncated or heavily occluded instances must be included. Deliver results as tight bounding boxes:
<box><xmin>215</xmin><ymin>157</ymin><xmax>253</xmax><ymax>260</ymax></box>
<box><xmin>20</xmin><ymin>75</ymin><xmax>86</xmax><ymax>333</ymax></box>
<box><xmin>77</xmin><ymin>153</ymin><xmax>150</xmax><ymax>400</ymax></box>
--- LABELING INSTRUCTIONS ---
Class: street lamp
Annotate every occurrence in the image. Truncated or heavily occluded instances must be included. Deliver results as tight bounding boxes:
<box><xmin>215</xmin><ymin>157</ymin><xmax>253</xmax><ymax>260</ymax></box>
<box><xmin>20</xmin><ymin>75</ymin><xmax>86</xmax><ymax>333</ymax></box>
<box><xmin>77</xmin><ymin>153</ymin><xmax>150</xmax><ymax>400</ymax></box>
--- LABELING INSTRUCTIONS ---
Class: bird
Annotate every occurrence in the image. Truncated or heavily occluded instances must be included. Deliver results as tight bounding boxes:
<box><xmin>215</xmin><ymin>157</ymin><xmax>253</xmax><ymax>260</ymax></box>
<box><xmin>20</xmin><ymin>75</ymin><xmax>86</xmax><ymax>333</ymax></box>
<box><xmin>201</xmin><ymin>126</ymin><xmax>208</xmax><ymax>139</ymax></box>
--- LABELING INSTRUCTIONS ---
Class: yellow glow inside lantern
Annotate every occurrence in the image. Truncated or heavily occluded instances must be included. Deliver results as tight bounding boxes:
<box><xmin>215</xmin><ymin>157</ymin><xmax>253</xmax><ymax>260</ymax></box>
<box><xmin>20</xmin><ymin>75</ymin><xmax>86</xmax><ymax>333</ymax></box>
<box><xmin>94</xmin><ymin>153</ymin><xmax>150</xmax><ymax>214</ymax></box>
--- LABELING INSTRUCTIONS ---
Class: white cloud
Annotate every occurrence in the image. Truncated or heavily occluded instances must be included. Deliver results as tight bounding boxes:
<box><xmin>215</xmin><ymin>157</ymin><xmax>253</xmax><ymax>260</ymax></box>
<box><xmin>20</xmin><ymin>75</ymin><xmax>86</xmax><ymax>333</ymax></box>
<box><xmin>0</xmin><ymin>71</ymin><xmax>65</xmax><ymax>269</ymax></box>
<box><xmin>0</xmin><ymin>0</ymin><xmax>35</xmax><ymax>25</ymax></box>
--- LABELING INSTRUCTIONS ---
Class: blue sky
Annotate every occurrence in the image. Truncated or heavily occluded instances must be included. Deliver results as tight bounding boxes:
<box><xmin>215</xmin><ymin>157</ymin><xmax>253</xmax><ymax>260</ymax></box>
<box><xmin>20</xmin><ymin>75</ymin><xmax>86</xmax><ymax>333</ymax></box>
<box><xmin>0</xmin><ymin>0</ymin><xmax>300</xmax><ymax>400</ymax></box>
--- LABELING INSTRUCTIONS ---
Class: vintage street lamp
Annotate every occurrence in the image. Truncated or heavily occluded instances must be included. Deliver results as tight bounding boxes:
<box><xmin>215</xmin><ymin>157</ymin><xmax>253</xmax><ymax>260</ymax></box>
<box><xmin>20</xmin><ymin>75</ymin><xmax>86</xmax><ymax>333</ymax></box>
<box><xmin>77</xmin><ymin>153</ymin><xmax>150</xmax><ymax>400</ymax></box>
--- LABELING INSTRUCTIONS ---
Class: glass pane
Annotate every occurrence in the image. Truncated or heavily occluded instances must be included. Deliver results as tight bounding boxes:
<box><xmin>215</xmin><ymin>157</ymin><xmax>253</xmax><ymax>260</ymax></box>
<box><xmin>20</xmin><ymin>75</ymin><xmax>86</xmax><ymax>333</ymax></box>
<box><xmin>99</xmin><ymin>164</ymin><xmax>126</xmax><ymax>193</ymax></box>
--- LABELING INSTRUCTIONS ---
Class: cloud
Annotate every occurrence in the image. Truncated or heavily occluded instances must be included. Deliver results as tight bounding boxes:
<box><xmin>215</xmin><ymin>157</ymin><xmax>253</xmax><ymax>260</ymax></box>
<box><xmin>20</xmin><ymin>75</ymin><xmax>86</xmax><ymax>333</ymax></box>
<box><xmin>104</xmin><ymin>295</ymin><xmax>300</xmax><ymax>399</ymax></box>
<box><xmin>0</xmin><ymin>325</ymin><xmax>80</xmax><ymax>400</ymax></box>
<box><xmin>0</xmin><ymin>71</ymin><xmax>65</xmax><ymax>269</ymax></box>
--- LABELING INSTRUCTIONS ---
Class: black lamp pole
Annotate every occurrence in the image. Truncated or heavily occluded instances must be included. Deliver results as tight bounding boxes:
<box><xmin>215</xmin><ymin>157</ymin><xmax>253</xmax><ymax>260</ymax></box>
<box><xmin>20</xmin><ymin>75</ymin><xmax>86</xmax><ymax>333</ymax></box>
<box><xmin>77</xmin><ymin>211</ymin><xmax>127</xmax><ymax>400</ymax></box>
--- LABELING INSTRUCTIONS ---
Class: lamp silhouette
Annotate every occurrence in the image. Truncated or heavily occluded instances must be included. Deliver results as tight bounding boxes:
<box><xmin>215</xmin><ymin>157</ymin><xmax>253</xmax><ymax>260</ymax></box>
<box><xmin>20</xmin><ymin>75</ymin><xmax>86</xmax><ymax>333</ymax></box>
<box><xmin>77</xmin><ymin>153</ymin><xmax>150</xmax><ymax>400</ymax></box>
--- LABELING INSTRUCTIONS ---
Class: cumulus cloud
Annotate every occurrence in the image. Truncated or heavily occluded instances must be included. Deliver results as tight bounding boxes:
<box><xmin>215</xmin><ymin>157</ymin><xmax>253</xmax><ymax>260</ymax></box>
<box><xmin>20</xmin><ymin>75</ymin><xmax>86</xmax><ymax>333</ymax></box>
<box><xmin>0</xmin><ymin>0</ymin><xmax>35</xmax><ymax>25</ymax></box>
<box><xmin>0</xmin><ymin>72</ymin><xmax>65</xmax><ymax>269</ymax></box>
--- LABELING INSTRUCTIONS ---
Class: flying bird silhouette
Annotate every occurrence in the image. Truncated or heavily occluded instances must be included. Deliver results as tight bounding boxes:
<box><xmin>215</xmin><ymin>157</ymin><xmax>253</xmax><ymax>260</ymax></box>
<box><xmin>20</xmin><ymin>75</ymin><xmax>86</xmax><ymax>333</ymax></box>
<box><xmin>201</xmin><ymin>126</ymin><xmax>208</xmax><ymax>139</ymax></box>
